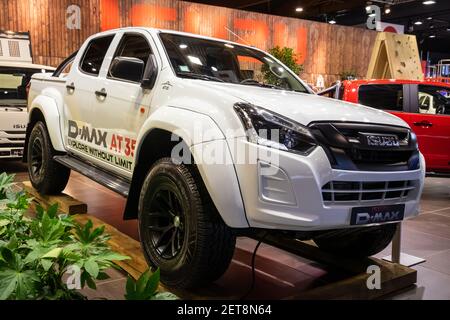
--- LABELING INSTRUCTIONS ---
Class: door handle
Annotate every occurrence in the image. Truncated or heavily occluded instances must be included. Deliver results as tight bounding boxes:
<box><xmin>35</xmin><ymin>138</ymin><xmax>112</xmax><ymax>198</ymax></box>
<box><xmin>413</xmin><ymin>120</ymin><xmax>433</xmax><ymax>128</ymax></box>
<box><xmin>95</xmin><ymin>88</ymin><xmax>107</xmax><ymax>99</ymax></box>
<box><xmin>66</xmin><ymin>83</ymin><xmax>75</xmax><ymax>93</ymax></box>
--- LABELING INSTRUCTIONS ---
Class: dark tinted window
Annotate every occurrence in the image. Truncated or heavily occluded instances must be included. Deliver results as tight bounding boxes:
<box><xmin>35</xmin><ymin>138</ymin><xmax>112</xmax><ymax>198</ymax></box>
<box><xmin>418</xmin><ymin>85</ymin><xmax>450</xmax><ymax>115</ymax></box>
<box><xmin>108</xmin><ymin>34</ymin><xmax>152</xmax><ymax>82</ymax></box>
<box><xmin>80</xmin><ymin>35</ymin><xmax>114</xmax><ymax>75</ymax></box>
<box><xmin>358</xmin><ymin>85</ymin><xmax>403</xmax><ymax>111</ymax></box>
<box><xmin>159</xmin><ymin>33</ymin><xmax>308</xmax><ymax>93</ymax></box>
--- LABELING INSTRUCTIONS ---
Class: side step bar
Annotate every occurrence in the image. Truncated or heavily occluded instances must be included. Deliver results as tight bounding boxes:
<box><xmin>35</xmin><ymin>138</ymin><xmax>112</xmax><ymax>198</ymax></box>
<box><xmin>54</xmin><ymin>155</ymin><xmax>130</xmax><ymax>197</ymax></box>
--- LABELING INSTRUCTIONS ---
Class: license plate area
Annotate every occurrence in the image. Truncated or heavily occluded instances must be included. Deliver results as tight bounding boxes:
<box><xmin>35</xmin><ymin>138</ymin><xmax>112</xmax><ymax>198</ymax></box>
<box><xmin>350</xmin><ymin>204</ymin><xmax>405</xmax><ymax>225</ymax></box>
<box><xmin>11</xmin><ymin>149</ymin><xmax>23</xmax><ymax>157</ymax></box>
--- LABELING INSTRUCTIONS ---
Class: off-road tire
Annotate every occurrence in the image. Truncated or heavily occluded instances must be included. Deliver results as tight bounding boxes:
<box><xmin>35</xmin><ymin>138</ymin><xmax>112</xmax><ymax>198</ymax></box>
<box><xmin>138</xmin><ymin>157</ymin><xmax>236</xmax><ymax>289</ymax></box>
<box><xmin>313</xmin><ymin>223</ymin><xmax>398</xmax><ymax>257</ymax></box>
<box><xmin>27</xmin><ymin>121</ymin><xmax>70</xmax><ymax>194</ymax></box>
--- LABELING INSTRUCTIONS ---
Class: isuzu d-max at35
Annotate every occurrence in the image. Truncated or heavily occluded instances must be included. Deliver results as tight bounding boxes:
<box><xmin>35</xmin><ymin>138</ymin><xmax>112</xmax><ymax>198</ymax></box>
<box><xmin>25</xmin><ymin>28</ymin><xmax>425</xmax><ymax>289</ymax></box>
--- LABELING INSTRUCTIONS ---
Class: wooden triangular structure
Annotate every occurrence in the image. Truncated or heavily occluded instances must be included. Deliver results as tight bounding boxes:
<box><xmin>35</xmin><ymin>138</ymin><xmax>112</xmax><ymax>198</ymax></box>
<box><xmin>367</xmin><ymin>32</ymin><xmax>423</xmax><ymax>80</ymax></box>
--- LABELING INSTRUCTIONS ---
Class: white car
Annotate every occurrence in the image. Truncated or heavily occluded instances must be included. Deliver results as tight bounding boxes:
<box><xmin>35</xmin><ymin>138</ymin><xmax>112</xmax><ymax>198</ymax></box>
<box><xmin>0</xmin><ymin>61</ymin><xmax>54</xmax><ymax>159</ymax></box>
<box><xmin>26</xmin><ymin>27</ymin><xmax>425</xmax><ymax>289</ymax></box>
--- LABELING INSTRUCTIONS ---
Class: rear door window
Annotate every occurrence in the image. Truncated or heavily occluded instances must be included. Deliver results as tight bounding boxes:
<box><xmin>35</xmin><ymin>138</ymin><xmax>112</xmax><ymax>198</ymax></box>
<box><xmin>358</xmin><ymin>84</ymin><xmax>404</xmax><ymax>111</ymax></box>
<box><xmin>418</xmin><ymin>85</ymin><xmax>450</xmax><ymax>115</ymax></box>
<box><xmin>79</xmin><ymin>35</ymin><xmax>114</xmax><ymax>76</ymax></box>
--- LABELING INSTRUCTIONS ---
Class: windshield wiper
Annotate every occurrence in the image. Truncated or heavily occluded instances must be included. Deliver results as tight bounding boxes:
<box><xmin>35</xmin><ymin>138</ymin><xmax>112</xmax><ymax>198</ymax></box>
<box><xmin>241</xmin><ymin>81</ymin><xmax>287</xmax><ymax>91</ymax></box>
<box><xmin>178</xmin><ymin>72</ymin><xmax>225</xmax><ymax>83</ymax></box>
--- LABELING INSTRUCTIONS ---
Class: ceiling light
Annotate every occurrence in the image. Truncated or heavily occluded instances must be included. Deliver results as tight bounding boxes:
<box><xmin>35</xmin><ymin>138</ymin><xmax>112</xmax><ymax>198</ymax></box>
<box><xmin>423</xmin><ymin>1</ymin><xmax>436</xmax><ymax>5</ymax></box>
<box><xmin>429</xmin><ymin>34</ymin><xmax>436</xmax><ymax>38</ymax></box>
<box><xmin>385</xmin><ymin>7</ymin><xmax>391</xmax><ymax>14</ymax></box>
<box><xmin>295</xmin><ymin>7</ymin><xmax>303</xmax><ymax>12</ymax></box>
<box><xmin>179</xmin><ymin>44</ymin><xmax>188</xmax><ymax>49</ymax></box>
<box><xmin>329</xmin><ymin>19</ymin><xmax>336</xmax><ymax>24</ymax></box>
<box><xmin>427</xmin><ymin>17</ymin><xmax>433</xmax><ymax>20</ymax></box>
<box><xmin>414</xmin><ymin>20</ymin><xmax>423</xmax><ymax>25</ymax></box>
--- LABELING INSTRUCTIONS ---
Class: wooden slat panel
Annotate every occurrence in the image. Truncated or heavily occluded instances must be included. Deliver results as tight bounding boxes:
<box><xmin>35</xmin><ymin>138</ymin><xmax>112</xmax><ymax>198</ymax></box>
<box><xmin>0</xmin><ymin>0</ymin><xmax>377</xmax><ymax>85</ymax></box>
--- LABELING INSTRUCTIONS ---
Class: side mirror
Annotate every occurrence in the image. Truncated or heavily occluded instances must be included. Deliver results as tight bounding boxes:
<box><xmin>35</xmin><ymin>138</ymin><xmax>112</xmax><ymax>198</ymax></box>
<box><xmin>110</xmin><ymin>57</ymin><xmax>145</xmax><ymax>83</ymax></box>
<box><xmin>141</xmin><ymin>54</ymin><xmax>158</xmax><ymax>90</ymax></box>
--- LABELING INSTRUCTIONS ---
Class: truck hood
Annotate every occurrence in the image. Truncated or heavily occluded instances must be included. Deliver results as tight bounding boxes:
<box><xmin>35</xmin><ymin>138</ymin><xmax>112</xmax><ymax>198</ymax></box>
<box><xmin>203</xmin><ymin>82</ymin><xmax>408</xmax><ymax>128</ymax></box>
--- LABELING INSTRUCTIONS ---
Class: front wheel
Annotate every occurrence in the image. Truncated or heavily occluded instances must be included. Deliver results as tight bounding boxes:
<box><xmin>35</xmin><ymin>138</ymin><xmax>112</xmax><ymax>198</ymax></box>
<box><xmin>138</xmin><ymin>158</ymin><xmax>236</xmax><ymax>289</ymax></box>
<box><xmin>313</xmin><ymin>223</ymin><xmax>398</xmax><ymax>257</ymax></box>
<box><xmin>27</xmin><ymin>121</ymin><xmax>70</xmax><ymax>194</ymax></box>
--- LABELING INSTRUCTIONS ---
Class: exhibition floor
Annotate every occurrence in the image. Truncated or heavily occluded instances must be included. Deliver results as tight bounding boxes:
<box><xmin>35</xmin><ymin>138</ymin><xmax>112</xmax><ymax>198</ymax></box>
<box><xmin>3</xmin><ymin>160</ymin><xmax>450</xmax><ymax>300</ymax></box>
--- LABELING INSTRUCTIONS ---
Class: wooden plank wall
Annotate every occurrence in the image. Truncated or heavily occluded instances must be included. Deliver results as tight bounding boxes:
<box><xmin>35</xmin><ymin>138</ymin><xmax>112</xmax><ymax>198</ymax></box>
<box><xmin>0</xmin><ymin>0</ymin><xmax>377</xmax><ymax>86</ymax></box>
<box><xmin>0</xmin><ymin>0</ymin><xmax>100</xmax><ymax>66</ymax></box>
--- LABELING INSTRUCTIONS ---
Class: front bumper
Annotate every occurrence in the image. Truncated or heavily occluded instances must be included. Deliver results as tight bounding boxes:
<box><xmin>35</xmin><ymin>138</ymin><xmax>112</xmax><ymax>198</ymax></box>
<box><xmin>230</xmin><ymin>137</ymin><xmax>425</xmax><ymax>231</ymax></box>
<box><xmin>0</xmin><ymin>147</ymin><xmax>24</xmax><ymax>159</ymax></box>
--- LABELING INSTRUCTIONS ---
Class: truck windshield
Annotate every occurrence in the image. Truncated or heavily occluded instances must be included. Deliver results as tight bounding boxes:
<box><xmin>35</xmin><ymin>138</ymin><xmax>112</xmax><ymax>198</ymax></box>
<box><xmin>0</xmin><ymin>67</ymin><xmax>46</xmax><ymax>103</ymax></box>
<box><xmin>159</xmin><ymin>33</ymin><xmax>308</xmax><ymax>93</ymax></box>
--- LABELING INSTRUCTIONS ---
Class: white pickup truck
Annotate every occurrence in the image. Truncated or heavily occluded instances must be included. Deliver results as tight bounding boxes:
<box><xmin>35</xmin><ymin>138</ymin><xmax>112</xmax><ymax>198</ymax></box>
<box><xmin>0</xmin><ymin>31</ymin><xmax>54</xmax><ymax>159</ymax></box>
<box><xmin>26</xmin><ymin>27</ymin><xmax>425</xmax><ymax>289</ymax></box>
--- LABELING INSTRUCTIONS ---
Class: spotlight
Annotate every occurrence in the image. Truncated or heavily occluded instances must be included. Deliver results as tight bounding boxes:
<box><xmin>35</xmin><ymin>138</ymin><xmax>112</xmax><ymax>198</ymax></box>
<box><xmin>423</xmin><ymin>1</ymin><xmax>436</xmax><ymax>5</ymax></box>
<box><xmin>429</xmin><ymin>34</ymin><xmax>436</xmax><ymax>38</ymax></box>
<box><xmin>329</xmin><ymin>19</ymin><xmax>337</xmax><ymax>24</ymax></box>
<box><xmin>295</xmin><ymin>7</ymin><xmax>303</xmax><ymax>12</ymax></box>
<box><xmin>414</xmin><ymin>20</ymin><xmax>423</xmax><ymax>25</ymax></box>
<box><xmin>385</xmin><ymin>7</ymin><xmax>391</xmax><ymax>14</ymax></box>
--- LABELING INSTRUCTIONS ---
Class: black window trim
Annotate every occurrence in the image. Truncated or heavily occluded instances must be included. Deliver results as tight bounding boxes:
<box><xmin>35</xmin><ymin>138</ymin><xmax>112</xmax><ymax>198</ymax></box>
<box><xmin>53</xmin><ymin>51</ymin><xmax>78</xmax><ymax>77</ymax></box>
<box><xmin>78</xmin><ymin>34</ymin><xmax>115</xmax><ymax>77</ymax></box>
<box><xmin>407</xmin><ymin>84</ymin><xmax>419</xmax><ymax>114</ymax></box>
<box><xmin>106</xmin><ymin>32</ymin><xmax>153</xmax><ymax>85</ymax></box>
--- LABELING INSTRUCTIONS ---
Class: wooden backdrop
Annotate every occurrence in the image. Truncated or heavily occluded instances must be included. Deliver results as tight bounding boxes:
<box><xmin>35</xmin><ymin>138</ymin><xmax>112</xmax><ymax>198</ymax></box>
<box><xmin>0</xmin><ymin>0</ymin><xmax>377</xmax><ymax>86</ymax></box>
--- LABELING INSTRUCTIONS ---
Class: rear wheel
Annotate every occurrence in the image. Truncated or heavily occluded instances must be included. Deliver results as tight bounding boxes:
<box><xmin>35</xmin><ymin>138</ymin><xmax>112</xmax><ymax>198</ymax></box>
<box><xmin>27</xmin><ymin>121</ymin><xmax>70</xmax><ymax>194</ymax></box>
<box><xmin>138</xmin><ymin>158</ymin><xmax>236</xmax><ymax>289</ymax></box>
<box><xmin>313</xmin><ymin>223</ymin><xmax>397</xmax><ymax>257</ymax></box>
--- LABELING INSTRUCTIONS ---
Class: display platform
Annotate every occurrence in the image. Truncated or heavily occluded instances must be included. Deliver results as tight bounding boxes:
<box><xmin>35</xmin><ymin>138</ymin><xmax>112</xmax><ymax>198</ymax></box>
<box><xmin>21</xmin><ymin>180</ymin><xmax>417</xmax><ymax>300</ymax></box>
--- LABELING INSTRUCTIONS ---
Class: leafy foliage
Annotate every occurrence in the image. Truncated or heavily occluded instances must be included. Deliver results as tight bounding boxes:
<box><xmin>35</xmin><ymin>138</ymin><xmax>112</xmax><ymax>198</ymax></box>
<box><xmin>340</xmin><ymin>70</ymin><xmax>357</xmax><ymax>81</ymax></box>
<box><xmin>0</xmin><ymin>173</ymin><xmax>129</xmax><ymax>300</ymax></box>
<box><xmin>125</xmin><ymin>268</ymin><xmax>177</xmax><ymax>300</ymax></box>
<box><xmin>262</xmin><ymin>46</ymin><xmax>304</xmax><ymax>86</ymax></box>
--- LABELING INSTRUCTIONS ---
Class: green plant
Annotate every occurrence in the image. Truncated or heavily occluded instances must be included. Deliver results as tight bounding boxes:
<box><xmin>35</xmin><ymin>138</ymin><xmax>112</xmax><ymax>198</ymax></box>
<box><xmin>262</xmin><ymin>46</ymin><xmax>304</xmax><ymax>85</ymax></box>
<box><xmin>340</xmin><ymin>70</ymin><xmax>357</xmax><ymax>81</ymax></box>
<box><xmin>0</xmin><ymin>173</ymin><xmax>129</xmax><ymax>300</ymax></box>
<box><xmin>125</xmin><ymin>268</ymin><xmax>177</xmax><ymax>300</ymax></box>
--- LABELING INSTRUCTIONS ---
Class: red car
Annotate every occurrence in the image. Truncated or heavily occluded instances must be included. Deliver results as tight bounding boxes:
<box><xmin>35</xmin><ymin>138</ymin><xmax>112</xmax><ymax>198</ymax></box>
<box><xmin>320</xmin><ymin>79</ymin><xmax>450</xmax><ymax>173</ymax></box>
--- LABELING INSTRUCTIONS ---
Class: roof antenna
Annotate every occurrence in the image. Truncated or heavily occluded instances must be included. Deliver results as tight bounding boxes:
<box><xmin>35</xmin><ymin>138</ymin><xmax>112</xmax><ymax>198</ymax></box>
<box><xmin>225</xmin><ymin>27</ymin><xmax>252</xmax><ymax>46</ymax></box>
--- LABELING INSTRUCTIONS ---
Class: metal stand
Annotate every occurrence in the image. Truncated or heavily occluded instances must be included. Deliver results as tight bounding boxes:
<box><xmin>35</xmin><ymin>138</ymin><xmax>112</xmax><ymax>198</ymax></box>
<box><xmin>383</xmin><ymin>223</ymin><xmax>425</xmax><ymax>267</ymax></box>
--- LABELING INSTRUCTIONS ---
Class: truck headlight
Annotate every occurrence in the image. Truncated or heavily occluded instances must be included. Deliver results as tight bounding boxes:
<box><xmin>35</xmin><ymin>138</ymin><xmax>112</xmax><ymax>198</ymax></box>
<box><xmin>234</xmin><ymin>103</ymin><xmax>317</xmax><ymax>155</ymax></box>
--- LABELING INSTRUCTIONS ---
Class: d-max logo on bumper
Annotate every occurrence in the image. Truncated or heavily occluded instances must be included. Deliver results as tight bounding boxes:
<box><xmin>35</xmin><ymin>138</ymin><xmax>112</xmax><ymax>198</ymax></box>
<box><xmin>350</xmin><ymin>204</ymin><xmax>405</xmax><ymax>225</ymax></box>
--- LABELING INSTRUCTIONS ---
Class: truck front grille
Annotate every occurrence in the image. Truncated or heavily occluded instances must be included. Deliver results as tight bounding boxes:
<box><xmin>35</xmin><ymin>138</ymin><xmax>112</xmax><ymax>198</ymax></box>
<box><xmin>322</xmin><ymin>180</ymin><xmax>417</xmax><ymax>204</ymax></box>
<box><xmin>309</xmin><ymin>122</ymin><xmax>419</xmax><ymax>172</ymax></box>
<box><xmin>0</xmin><ymin>130</ymin><xmax>25</xmax><ymax>148</ymax></box>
